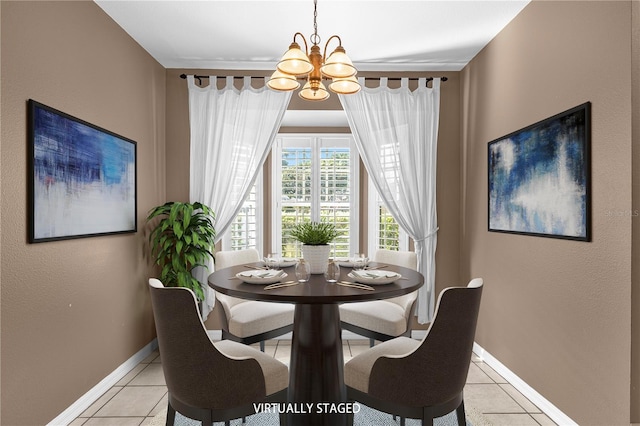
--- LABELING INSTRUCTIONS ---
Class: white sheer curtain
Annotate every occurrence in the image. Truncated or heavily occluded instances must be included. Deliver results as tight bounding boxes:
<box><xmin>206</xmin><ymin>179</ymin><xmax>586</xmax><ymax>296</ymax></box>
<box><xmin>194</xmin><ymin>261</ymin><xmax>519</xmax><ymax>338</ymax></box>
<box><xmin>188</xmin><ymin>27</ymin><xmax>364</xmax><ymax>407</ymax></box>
<box><xmin>339</xmin><ymin>77</ymin><xmax>441</xmax><ymax>323</ymax></box>
<box><xmin>188</xmin><ymin>75</ymin><xmax>291</xmax><ymax>319</ymax></box>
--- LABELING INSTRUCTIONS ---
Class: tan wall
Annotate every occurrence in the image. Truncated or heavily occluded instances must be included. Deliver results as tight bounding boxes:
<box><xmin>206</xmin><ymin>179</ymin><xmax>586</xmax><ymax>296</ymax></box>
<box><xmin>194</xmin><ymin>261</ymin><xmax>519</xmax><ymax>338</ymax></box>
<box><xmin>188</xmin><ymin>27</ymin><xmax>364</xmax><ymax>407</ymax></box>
<box><xmin>461</xmin><ymin>1</ymin><xmax>633</xmax><ymax>424</ymax></box>
<box><xmin>631</xmin><ymin>0</ymin><xmax>640</xmax><ymax>421</ymax></box>
<box><xmin>164</xmin><ymin>70</ymin><xmax>462</xmax><ymax>331</ymax></box>
<box><xmin>0</xmin><ymin>2</ymin><xmax>166</xmax><ymax>424</ymax></box>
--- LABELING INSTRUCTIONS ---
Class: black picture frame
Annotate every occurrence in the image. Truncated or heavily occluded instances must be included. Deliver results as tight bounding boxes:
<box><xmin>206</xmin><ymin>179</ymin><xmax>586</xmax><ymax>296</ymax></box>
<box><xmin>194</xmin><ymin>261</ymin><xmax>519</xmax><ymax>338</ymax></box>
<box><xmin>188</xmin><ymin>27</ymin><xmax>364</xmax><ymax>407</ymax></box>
<box><xmin>488</xmin><ymin>102</ymin><xmax>591</xmax><ymax>241</ymax></box>
<box><xmin>28</xmin><ymin>99</ymin><xmax>137</xmax><ymax>243</ymax></box>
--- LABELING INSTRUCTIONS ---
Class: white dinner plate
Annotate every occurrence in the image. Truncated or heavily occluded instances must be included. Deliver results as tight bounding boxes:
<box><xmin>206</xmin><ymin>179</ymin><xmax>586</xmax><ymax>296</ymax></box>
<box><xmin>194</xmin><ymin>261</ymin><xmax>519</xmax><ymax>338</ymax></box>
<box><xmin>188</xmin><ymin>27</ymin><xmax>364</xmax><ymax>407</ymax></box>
<box><xmin>334</xmin><ymin>257</ymin><xmax>369</xmax><ymax>268</ymax></box>
<box><xmin>277</xmin><ymin>258</ymin><xmax>298</xmax><ymax>267</ymax></box>
<box><xmin>348</xmin><ymin>270</ymin><xmax>401</xmax><ymax>285</ymax></box>
<box><xmin>263</xmin><ymin>258</ymin><xmax>297</xmax><ymax>268</ymax></box>
<box><xmin>236</xmin><ymin>270</ymin><xmax>288</xmax><ymax>284</ymax></box>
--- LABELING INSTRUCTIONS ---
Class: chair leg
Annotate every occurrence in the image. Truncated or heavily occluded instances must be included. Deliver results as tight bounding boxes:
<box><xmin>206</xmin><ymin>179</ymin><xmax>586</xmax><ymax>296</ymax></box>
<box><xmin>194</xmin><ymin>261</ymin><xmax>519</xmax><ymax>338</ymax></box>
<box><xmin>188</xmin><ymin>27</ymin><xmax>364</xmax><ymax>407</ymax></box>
<box><xmin>369</xmin><ymin>338</ymin><xmax>375</xmax><ymax>348</ymax></box>
<box><xmin>201</xmin><ymin>411</ymin><xmax>212</xmax><ymax>426</ymax></box>
<box><xmin>421</xmin><ymin>407</ymin><xmax>434</xmax><ymax>426</ymax></box>
<box><xmin>346</xmin><ymin>407</ymin><xmax>355</xmax><ymax>426</ymax></box>
<box><xmin>400</xmin><ymin>417</ymin><xmax>405</xmax><ymax>426</ymax></box>
<box><xmin>455</xmin><ymin>400</ymin><xmax>466</xmax><ymax>426</ymax></box>
<box><xmin>165</xmin><ymin>401</ymin><xmax>176</xmax><ymax>426</ymax></box>
<box><xmin>260</xmin><ymin>340</ymin><xmax>265</xmax><ymax>352</ymax></box>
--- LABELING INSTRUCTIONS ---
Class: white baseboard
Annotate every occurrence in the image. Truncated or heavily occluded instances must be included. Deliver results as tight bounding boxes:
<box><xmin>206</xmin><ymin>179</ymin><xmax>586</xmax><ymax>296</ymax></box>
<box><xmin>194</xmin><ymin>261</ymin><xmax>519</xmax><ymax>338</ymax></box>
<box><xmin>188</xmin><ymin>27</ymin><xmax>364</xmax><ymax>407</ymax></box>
<box><xmin>48</xmin><ymin>339</ymin><xmax>158</xmax><ymax>426</ymax></box>
<box><xmin>472</xmin><ymin>342</ymin><xmax>578</xmax><ymax>426</ymax></box>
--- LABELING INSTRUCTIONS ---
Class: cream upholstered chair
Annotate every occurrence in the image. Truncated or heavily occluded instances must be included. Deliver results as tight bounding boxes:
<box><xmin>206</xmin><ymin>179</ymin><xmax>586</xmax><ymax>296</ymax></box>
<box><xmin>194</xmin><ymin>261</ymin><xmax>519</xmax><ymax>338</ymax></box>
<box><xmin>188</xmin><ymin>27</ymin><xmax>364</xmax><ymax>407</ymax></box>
<box><xmin>148</xmin><ymin>279</ymin><xmax>288</xmax><ymax>426</ymax></box>
<box><xmin>344</xmin><ymin>279</ymin><xmax>483</xmax><ymax>426</ymax></box>
<box><xmin>340</xmin><ymin>249</ymin><xmax>419</xmax><ymax>347</ymax></box>
<box><xmin>214</xmin><ymin>249</ymin><xmax>294</xmax><ymax>352</ymax></box>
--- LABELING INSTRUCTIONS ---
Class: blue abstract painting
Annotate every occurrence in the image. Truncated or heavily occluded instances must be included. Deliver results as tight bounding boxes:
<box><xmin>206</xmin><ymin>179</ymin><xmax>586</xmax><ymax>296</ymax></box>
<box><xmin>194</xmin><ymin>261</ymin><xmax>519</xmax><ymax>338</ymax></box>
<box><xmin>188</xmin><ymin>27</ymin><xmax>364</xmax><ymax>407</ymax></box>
<box><xmin>488</xmin><ymin>103</ymin><xmax>591</xmax><ymax>241</ymax></box>
<box><xmin>29</xmin><ymin>100</ymin><xmax>137</xmax><ymax>242</ymax></box>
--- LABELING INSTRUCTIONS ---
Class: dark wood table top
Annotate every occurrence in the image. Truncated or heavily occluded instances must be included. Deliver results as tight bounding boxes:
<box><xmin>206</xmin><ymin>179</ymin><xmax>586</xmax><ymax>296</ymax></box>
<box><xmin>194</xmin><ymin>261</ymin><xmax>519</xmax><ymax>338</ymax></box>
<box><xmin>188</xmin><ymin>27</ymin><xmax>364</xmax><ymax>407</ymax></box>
<box><xmin>208</xmin><ymin>261</ymin><xmax>424</xmax><ymax>305</ymax></box>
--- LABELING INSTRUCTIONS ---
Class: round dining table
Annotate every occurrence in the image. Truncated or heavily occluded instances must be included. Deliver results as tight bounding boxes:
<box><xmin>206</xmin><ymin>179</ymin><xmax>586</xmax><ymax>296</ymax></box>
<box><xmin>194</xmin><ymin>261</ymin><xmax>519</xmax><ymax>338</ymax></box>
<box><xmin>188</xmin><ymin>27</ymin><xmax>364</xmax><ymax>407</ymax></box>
<box><xmin>208</xmin><ymin>261</ymin><xmax>424</xmax><ymax>426</ymax></box>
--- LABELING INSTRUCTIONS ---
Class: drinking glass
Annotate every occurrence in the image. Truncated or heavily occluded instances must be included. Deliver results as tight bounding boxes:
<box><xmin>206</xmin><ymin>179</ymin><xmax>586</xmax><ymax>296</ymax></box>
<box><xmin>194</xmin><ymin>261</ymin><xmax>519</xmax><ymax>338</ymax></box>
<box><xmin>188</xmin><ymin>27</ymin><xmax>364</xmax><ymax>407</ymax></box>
<box><xmin>324</xmin><ymin>260</ymin><xmax>341</xmax><ymax>283</ymax></box>
<box><xmin>295</xmin><ymin>258</ymin><xmax>311</xmax><ymax>283</ymax></box>
<box><xmin>265</xmin><ymin>253</ymin><xmax>279</xmax><ymax>270</ymax></box>
<box><xmin>351</xmin><ymin>253</ymin><xmax>366</xmax><ymax>271</ymax></box>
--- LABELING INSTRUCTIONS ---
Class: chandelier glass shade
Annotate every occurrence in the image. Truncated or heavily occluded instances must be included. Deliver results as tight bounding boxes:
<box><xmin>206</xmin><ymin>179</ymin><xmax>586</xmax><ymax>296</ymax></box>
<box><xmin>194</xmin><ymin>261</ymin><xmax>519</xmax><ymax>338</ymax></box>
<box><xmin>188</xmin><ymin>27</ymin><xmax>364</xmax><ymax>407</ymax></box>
<box><xmin>299</xmin><ymin>81</ymin><xmax>330</xmax><ymax>101</ymax></box>
<box><xmin>267</xmin><ymin>70</ymin><xmax>301</xmax><ymax>91</ymax></box>
<box><xmin>328</xmin><ymin>75</ymin><xmax>360</xmax><ymax>95</ymax></box>
<box><xmin>268</xmin><ymin>0</ymin><xmax>360</xmax><ymax>101</ymax></box>
<box><xmin>276</xmin><ymin>41</ymin><xmax>314</xmax><ymax>76</ymax></box>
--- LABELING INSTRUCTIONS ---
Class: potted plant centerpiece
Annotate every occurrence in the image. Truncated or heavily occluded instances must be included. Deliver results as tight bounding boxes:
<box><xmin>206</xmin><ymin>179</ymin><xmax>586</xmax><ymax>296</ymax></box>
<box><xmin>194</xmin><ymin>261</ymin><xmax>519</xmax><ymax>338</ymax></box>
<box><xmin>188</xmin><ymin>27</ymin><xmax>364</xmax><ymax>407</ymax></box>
<box><xmin>290</xmin><ymin>221</ymin><xmax>339</xmax><ymax>274</ymax></box>
<box><xmin>147</xmin><ymin>201</ymin><xmax>216</xmax><ymax>301</ymax></box>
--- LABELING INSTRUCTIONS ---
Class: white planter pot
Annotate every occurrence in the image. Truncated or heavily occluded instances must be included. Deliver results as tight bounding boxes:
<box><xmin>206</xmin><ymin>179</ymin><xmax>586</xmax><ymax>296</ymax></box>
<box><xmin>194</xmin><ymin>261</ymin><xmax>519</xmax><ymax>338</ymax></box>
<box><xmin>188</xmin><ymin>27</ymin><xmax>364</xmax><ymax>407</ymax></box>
<box><xmin>302</xmin><ymin>244</ymin><xmax>331</xmax><ymax>274</ymax></box>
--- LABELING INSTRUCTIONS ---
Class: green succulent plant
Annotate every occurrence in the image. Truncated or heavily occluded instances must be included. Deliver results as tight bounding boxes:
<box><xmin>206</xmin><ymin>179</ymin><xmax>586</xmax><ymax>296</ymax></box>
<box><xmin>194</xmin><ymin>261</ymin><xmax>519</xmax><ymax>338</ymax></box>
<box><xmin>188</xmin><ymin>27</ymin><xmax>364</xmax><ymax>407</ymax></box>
<box><xmin>290</xmin><ymin>221</ymin><xmax>338</xmax><ymax>245</ymax></box>
<box><xmin>147</xmin><ymin>201</ymin><xmax>216</xmax><ymax>301</ymax></box>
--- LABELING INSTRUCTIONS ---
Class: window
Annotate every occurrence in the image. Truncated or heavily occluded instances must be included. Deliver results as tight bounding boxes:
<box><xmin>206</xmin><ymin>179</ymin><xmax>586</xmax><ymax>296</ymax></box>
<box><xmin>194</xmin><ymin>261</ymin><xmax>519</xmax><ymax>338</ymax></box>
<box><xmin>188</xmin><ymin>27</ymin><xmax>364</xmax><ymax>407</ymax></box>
<box><xmin>220</xmin><ymin>171</ymin><xmax>263</xmax><ymax>252</ymax></box>
<box><xmin>367</xmin><ymin>177</ymin><xmax>409</xmax><ymax>255</ymax></box>
<box><xmin>272</xmin><ymin>134</ymin><xmax>359</xmax><ymax>258</ymax></box>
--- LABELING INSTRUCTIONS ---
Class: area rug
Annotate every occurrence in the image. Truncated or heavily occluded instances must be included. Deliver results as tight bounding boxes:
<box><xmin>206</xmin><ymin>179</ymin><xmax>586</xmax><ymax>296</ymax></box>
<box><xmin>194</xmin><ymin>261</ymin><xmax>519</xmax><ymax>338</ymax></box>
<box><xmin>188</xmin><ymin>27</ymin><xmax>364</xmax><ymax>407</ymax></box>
<box><xmin>150</xmin><ymin>404</ymin><xmax>493</xmax><ymax>426</ymax></box>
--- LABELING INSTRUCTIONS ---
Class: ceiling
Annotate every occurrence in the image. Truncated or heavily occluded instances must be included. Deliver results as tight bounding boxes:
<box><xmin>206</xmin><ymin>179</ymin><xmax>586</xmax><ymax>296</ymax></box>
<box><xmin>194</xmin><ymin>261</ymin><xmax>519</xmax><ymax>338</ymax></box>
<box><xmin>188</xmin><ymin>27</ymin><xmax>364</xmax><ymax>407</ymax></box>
<box><xmin>94</xmin><ymin>0</ymin><xmax>530</xmax><ymax>72</ymax></box>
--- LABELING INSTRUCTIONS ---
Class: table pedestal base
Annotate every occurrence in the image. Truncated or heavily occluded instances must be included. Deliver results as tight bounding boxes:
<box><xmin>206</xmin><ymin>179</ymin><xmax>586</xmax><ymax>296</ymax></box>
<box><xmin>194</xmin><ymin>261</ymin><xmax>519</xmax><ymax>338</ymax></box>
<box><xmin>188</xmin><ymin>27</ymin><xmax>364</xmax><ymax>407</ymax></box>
<box><xmin>287</xmin><ymin>303</ymin><xmax>346</xmax><ymax>426</ymax></box>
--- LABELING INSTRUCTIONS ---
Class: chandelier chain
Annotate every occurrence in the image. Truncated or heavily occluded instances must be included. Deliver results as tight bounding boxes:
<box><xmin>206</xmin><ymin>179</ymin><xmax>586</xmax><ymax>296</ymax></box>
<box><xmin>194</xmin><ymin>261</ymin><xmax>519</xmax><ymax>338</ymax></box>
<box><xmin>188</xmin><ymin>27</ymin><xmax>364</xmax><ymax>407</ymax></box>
<box><xmin>310</xmin><ymin>0</ymin><xmax>320</xmax><ymax>46</ymax></box>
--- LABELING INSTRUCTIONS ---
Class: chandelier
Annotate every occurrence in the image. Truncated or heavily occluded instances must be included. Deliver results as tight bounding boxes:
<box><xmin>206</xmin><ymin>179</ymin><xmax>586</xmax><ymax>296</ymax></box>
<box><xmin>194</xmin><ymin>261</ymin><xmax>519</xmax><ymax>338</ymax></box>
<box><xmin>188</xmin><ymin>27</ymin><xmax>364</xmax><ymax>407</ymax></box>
<box><xmin>267</xmin><ymin>0</ymin><xmax>361</xmax><ymax>101</ymax></box>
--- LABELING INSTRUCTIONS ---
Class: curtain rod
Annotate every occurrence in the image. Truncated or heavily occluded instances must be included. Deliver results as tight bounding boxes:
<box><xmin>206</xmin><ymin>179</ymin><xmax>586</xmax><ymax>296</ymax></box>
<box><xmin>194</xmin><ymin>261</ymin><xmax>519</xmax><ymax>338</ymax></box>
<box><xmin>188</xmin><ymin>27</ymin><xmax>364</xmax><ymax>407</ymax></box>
<box><xmin>179</xmin><ymin>73</ymin><xmax>448</xmax><ymax>85</ymax></box>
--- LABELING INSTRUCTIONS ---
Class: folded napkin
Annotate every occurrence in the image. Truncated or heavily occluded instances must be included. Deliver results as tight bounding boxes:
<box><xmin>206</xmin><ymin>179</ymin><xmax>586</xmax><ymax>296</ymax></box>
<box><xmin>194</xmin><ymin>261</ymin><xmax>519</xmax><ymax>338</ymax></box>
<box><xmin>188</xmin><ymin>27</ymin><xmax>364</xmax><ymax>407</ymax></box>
<box><xmin>239</xmin><ymin>270</ymin><xmax>283</xmax><ymax>279</ymax></box>
<box><xmin>351</xmin><ymin>270</ymin><xmax>399</xmax><ymax>279</ymax></box>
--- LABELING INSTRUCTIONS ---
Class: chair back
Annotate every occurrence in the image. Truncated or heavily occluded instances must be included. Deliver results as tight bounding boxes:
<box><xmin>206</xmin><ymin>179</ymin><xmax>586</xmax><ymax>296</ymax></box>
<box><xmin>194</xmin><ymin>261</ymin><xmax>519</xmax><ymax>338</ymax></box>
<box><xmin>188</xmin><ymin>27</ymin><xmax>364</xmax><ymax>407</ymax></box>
<box><xmin>373</xmin><ymin>249</ymin><xmax>418</xmax><ymax>313</ymax></box>
<box><xmin>214</xmin><ymin>249</ymin><xmax>261</xmax><ymax>312</ymax></box>
<box><xmin>373</xmin><ymin>249</ymin><xmax>417</xmax><ymax>270</ymax></box>
<box><xmin>368</xmin><ymin>279</ymin><xmax>483</xmax><ymax>406</ymax></box>
<box><xmin>216</xmin><ymin>248</ymin><xmax>261</xmax><ymax>270</ymax></box>
<box><xmin>148</xmin><ymin>279</ymin><xmax>266</xmax><ymax>408</ymax></box>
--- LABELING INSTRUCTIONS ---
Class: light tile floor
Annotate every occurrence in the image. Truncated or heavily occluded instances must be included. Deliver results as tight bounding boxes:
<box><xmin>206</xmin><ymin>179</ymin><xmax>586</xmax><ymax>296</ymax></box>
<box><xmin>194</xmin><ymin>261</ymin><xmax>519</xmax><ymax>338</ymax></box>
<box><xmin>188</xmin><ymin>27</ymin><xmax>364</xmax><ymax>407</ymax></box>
<box><xmin>70</xmin><ymin>339</ymin><xmax>558</xmax><ymax>426</ymax></box>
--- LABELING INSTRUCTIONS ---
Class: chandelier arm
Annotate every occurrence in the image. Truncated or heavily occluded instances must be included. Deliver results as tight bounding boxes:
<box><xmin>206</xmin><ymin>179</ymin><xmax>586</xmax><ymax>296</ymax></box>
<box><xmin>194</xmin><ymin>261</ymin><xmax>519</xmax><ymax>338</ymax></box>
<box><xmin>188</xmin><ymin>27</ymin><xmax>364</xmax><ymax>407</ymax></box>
<box><xmin>293</xmin><ymin>32</ymin><xmax>309</xmax><ymax>55</ymax></box>
<box><xmin>322</xmin><ymin>35</ymin><xmax>342</xmax><ymax>61</ymax></box>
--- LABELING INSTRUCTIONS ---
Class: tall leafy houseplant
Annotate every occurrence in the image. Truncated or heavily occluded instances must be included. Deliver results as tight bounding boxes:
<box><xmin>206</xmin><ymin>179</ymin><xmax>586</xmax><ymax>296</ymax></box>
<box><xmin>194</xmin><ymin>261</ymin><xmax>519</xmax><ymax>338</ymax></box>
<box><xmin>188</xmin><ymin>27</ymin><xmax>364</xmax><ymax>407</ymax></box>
<box><xmin>290</xmin><ymin>221</ymin><xmax>339</xmax><ymax>273</ymax></box>
<box><xmin>147</xmin><ymin>202</ymin><xmax>216</xmax><ymax>301</ymax></box>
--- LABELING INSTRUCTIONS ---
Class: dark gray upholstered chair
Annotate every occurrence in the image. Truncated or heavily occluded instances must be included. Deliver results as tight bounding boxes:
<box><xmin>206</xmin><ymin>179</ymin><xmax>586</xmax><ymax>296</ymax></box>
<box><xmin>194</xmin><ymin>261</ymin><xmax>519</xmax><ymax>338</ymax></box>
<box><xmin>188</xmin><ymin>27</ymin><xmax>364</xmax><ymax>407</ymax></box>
<box><xmin>214</xmin><ymin>249</ymin><xmax>295</xmax><ymax>352</ymax></box>
<box><xmin>340</xmin><ymin>249</ymin><xmax>419</xmax><ymax>347</ymax></box>
<box><xmin>148</xmin><ymin>279</ymin><xmax>289</xmax><ymax>426</ymax></box>
<box><xmin>344</xmin><ymin>279</ymin><xmax>483</xmax><ymax>426</ymax></box>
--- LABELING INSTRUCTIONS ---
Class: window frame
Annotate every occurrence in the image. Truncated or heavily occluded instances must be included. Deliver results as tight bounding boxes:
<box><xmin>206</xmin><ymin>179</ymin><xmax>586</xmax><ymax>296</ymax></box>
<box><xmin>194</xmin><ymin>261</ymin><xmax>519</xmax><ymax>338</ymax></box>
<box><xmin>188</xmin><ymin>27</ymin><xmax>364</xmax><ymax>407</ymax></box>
<box><xmin>271</xmin><ymin>134</ymin><xmax>359</xmax><ymax>257</ymax></box>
